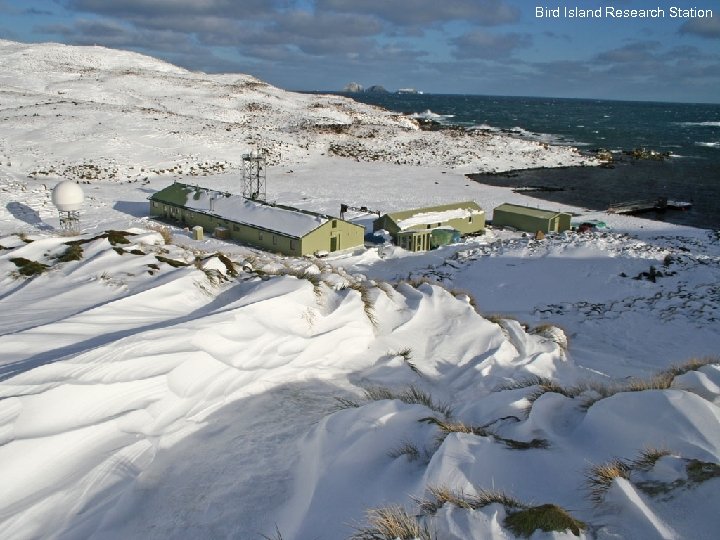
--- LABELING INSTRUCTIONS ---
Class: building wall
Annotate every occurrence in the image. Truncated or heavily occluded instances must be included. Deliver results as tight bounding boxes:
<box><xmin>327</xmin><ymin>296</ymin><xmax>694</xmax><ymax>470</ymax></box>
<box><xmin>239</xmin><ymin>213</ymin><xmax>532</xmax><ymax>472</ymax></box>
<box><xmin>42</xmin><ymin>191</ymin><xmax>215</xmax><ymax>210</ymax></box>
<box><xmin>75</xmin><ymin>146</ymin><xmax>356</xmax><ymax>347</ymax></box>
<box><xmin>150</xmin><ymin>200</ymin><xmax>364</xmax><ymax>256</ymax></box>
<box><xmin>492</xmin><ymin>205</ymin><xmax>572</xmax><ymax>233</ymax></box>
<box><xmin>397</xmin><ymin>230</ymin><xmax>431</xmax><ymax>252</ymax></box>
<box><xmin>374</xmin><ymin>209</ymin><xmax>485</xmax><ymax>239</ymax></box>
<box><xmin>493</xmin><ymin>208</ymin><xmax>550</xmax><ymax>233</ymax></box>
<box><xmin>303</xmin><ymin>219</ymin><xmax>365</xmax><ymax>255</ymax></box>
<box><xmin>372</xmin><ymin>215</ymin><xmax>400</xmax><ymax>234</ymax></box>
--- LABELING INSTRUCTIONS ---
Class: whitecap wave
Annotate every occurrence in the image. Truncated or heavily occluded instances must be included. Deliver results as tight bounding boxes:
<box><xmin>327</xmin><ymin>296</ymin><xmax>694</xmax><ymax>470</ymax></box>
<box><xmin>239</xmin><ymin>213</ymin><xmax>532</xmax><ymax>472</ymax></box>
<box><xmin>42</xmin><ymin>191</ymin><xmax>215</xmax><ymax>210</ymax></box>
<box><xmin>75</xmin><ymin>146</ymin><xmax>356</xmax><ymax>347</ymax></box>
<box><xmin>409</xmin><ymin>109</ymin><xmax>455</xmax><ymax>122</ymax></box>
<box><xmin>677</xmin><ymin>121</ymin><xmax>720</xmax><ymax>127</ymax></box>
<box><xmin>695</xmin><ymin>141</ymin><xmax>720</xmax><ymax>148</ymax></box>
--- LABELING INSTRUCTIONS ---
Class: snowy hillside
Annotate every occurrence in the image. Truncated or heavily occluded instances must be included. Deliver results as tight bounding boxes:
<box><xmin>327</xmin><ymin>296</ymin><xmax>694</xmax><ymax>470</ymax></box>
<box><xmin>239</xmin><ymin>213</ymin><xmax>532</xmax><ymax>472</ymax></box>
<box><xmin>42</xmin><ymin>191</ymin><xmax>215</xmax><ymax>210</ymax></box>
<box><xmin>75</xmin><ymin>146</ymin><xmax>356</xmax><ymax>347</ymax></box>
<box><xmin>0</xmin><ymin>40</ymin><xmax>718</xmax><ymax>540</ymax></box>
<box><xmin>0</xmin><ymin>38</ymin><xmax>592</xmax><ymax>185</ymax></box>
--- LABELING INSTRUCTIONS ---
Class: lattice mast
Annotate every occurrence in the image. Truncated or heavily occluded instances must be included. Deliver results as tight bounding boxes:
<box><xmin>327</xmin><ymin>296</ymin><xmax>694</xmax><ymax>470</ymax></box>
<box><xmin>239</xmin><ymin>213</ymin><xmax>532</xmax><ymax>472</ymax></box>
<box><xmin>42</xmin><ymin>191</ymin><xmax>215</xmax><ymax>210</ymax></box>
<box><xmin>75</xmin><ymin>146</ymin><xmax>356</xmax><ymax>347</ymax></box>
<box><xmin>242</xmin><ymin>145</ymin><xmax>268</xmax><ymax>201</ymax></box>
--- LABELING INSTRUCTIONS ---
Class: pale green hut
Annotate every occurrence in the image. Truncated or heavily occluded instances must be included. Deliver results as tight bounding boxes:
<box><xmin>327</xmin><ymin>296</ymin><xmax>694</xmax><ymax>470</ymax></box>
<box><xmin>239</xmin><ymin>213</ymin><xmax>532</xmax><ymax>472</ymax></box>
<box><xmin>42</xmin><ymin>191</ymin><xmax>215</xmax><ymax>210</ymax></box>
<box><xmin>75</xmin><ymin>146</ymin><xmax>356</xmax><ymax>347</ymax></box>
<box><xmin>149</xmin><ymin>183</ymin><xmax>364</xmax><ymax>256</ymax></box>
<box><xmin>492</xmin><ymin>203</ymin><xmax>571</xmax><ymax>233</ymax></box>
<box><xmin>373</xmin><ymin>201</ymin><xmax>485</xmax><ymax>252</ymax></box>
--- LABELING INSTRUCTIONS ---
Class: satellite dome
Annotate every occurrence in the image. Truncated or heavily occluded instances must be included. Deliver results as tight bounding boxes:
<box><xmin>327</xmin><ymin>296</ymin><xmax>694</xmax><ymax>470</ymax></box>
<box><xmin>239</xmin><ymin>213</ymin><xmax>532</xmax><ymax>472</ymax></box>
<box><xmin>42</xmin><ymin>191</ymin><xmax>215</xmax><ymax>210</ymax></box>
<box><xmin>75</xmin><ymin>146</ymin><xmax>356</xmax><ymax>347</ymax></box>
<box><xmin>51</xmin><ymin>180</ymin><xmax>85</xmax><ymax>212</ymax></box>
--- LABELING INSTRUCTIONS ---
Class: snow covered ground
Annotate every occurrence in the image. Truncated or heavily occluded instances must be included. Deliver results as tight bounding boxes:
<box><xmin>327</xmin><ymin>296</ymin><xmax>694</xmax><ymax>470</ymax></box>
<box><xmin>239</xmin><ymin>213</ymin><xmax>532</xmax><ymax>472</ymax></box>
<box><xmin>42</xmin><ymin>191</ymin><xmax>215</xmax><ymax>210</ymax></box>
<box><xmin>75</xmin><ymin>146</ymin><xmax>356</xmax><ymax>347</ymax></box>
<box><xmin>0</xmin><ymin>40</ymin><xmax>718</xmax><ymax>539</ymax></box>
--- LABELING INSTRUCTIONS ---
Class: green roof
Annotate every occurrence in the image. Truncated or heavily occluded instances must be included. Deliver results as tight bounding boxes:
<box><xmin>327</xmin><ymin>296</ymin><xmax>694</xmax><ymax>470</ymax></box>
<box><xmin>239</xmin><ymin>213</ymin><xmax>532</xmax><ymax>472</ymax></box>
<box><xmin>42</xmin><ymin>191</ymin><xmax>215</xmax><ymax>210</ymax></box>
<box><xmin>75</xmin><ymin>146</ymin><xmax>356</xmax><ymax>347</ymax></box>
<box><xmin>493</xmin><ymin>203</ymin><xmax>569</xmax><ymax>220</ymax></box>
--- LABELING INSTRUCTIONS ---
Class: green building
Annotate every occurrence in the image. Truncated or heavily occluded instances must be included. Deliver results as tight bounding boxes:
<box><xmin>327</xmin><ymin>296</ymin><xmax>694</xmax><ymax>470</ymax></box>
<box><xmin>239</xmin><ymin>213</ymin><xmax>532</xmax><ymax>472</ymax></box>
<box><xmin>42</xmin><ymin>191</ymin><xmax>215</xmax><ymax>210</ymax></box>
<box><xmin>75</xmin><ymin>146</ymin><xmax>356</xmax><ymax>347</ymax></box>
<box><xmin>149</xmin><ymin>182</ymin><xmax>365</xmax><ymax>256</ymax></box>
<box><xmin>373</xmin><ymin>201</ymin><xmax>485</xmax><ymax>252</ymax></box>
<box><xmin>492</xmin><ymin>203</ymin><xmax>571</xmax><ymax>233</ymax></box>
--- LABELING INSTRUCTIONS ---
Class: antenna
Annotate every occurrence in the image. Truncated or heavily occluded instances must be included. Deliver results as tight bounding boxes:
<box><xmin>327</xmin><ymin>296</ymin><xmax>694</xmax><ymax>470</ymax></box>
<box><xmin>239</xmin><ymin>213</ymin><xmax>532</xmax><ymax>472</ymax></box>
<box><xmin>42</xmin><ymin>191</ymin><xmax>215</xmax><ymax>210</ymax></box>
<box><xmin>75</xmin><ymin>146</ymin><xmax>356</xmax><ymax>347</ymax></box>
<box><xmin>242</xmin><ymin>143</ymin><xmax>268</xmax><ymax>201</ymax></box>
<box><xmin>51</xmin><ymin>180</ymin><xmax>84</xmax><ymax>234</ymax></box>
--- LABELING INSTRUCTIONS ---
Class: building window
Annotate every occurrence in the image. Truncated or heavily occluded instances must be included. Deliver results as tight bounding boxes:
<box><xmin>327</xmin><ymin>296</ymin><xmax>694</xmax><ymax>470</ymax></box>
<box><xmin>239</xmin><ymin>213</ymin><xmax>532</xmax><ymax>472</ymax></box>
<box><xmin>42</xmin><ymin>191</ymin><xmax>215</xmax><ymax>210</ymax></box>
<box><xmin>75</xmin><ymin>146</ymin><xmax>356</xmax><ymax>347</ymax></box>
<box><xmin>233</xmin><ymin>224</ymin><xmax>239</xmax><ymax>231</ymax></box>
<box><xmin>152</xmin><ymin>201</ymin><xmax>158</xmax><ymax>208</ymax></box>
<box><xmin>259</xmin><ymin>231</ymin><xmax>264</xmax><ymax>241</ymax></box>
<box><xmin>426</xmin><ymin>224</ymin><xmax>431</xmax><ymax>229</ymax></box>
<box><xmin>290</xmin><ymin>239</ymin><xmax>297</xmax><ymax>250</ymax></box>
<box><xmin>332</xmin><ymin>220</ymin><xmax>338</xmax><ymax>228</ymax></box>
<box><xmin>468</xmin><ymin>216</ymin><xmax>473</xmax><ymax>223</ymax></box>
<box><xmin>272</xmin><ymin>235</ymin><xmax>277</xmax><ymax>245</ymax></box>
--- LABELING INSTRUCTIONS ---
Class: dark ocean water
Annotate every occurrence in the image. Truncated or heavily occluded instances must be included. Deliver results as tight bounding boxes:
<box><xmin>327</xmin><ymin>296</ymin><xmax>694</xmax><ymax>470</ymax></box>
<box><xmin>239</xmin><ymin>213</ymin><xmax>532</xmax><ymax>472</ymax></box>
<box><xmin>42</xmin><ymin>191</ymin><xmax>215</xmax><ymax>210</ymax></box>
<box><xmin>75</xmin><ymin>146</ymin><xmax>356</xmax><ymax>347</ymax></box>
<box><xmin>330</xmin><ymin>93</ymin><xmax>720</xmax><ymax>230</ymax></box>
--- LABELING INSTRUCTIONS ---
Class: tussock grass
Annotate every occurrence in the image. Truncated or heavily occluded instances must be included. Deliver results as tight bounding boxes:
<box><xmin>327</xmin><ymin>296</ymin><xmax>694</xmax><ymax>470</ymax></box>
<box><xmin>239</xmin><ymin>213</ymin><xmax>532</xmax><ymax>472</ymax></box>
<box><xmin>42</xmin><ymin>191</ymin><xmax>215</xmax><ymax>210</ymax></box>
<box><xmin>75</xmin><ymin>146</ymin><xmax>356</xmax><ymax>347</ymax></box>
<box><xmin>659</xmin><ymin>356</ymin><xmax>720</xmax><ymax>380</ymax></box>
<box><xmin>333</xmin><ymin>396</ymin><xmax>360</xmax><ymax>409</ymax></box>
<box><xmin>215</xmin><ymin>252</ymin><xmax>238</xmax><ymax>277</ymax></box>
<box><xmin>56</xmin><ymin>243</ymin><xmax>84</xmax><ymax>262</ymax></box>
<box><xmin>146</xmin><ymin>222</ymin><xmax>173</xmax><ymax>244</ymax></box>
<box><xmin>350</xmin><ymin>505</ymin><xmax>433</xmax><ymax>540</ymax></box>
<box><xmin>686</xmin><ymin>459</ymin><xmax>720</xmax><ymax>483</ymax></box>
<box><xmin>389</xmin><ymin>347</ymin><xmax>423</xmax><ymax>377</ymax></box>
<box><xmin>416</xmin><ymin>486</ymin><xmax>584</xmax><ymax>538</ymax></box>
<box><xmin>9</xmin><ymin>257</ymin><xmax>49</xmax><ymax>277</ymax></box>
<box><xmin>585</xmin><ymin>458</ymin><xmax>631</xmax><ymax>505</ymax></box>
<box><xmin>497</xmin><ymin>356</ymin><xmax>719</xmax><ymax>414</ymax></box>
<box><xmin>388</xmin><ymin>441</ymin><xmax>422</xmax><ymax>462</ymax></box>
<box><xmin>505</xmin><ymin>504</ymin><xmax>586</xmax><ymax>537</ymax></box>
<box><xmin>259</xmin><ymin>525</ymin><xmax>285</xmax><ymax>540</ymax></box>
<box><xmin>420</xmin><ymin>416</ymin><xmax>549</xmax><ymax>450</ymax></box>
<box><xmin>402</xmin><ymin>276</ymin><xmax>437</xmax><ymax>289</ymax></box>
<box><xmin>346</xmin><ymin>281</ymin><xmax>377</xmax><ymax>326</ymax></box>
<box><xmin>104</xmin><ymin>230</ymin><xmax>134</xmax><ymax>245</ymax></box>
<box><xmin>448</xmin><ymin>287</ymin><xmax>479</xmax><ymax>310</ymax></box>
<box><xmin>334</xmin><ymin>385</ymin><xmax>452</xmax><ymax>418</ymax></box>
<box><xmin>416</xmin><ymin>485</ymin><xmax>524</xmax><ymax>515</ymax></box>
<box><xmin>631</xmin><ymin>447</ymin><xmax>673</xmax><ymax>471</ymax></box>
<box><xmin>155</xmin><ymin>255</ymin><xmax>189</xmax><ymax>268</ymax></box>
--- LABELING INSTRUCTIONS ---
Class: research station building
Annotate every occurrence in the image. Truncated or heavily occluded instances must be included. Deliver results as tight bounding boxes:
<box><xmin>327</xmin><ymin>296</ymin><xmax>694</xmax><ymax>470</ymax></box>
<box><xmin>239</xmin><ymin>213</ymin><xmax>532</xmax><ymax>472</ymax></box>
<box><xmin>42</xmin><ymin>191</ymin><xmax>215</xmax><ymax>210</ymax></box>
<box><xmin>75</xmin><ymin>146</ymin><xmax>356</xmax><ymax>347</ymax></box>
<box><xmin>492</xmin><ymin>203</ymin><xmax>571</xmax><ymax>233</ymax></box>
<box><xmin>373</xmin><ymin>201</ymin><xmax>485</xmax><ymax>252</ymax></box>
<box><xmin>149</xmin><ymin>182</ymin><xmax>365</xmax><ymax>256</ymax></box>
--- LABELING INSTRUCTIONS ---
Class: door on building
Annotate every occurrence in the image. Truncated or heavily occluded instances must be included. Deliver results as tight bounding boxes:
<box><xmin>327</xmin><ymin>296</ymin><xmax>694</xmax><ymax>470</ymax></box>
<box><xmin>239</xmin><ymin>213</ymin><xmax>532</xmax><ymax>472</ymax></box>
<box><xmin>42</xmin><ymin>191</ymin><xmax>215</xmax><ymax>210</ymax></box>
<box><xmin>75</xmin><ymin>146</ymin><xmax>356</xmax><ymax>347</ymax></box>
<box><xmin>330</xmin><ymin>235</ymin><xmax>339</xmax><ymax>251</ymax></box>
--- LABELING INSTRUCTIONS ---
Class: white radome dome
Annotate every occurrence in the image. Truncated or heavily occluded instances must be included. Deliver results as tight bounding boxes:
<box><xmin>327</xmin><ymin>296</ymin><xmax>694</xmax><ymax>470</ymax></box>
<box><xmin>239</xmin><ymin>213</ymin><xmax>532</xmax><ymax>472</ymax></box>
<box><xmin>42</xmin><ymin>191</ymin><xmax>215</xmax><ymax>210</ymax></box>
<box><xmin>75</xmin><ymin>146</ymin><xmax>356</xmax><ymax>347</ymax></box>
<box><xmin>51</xmin><ymin>180</ymin><xmax>85</xmax><ymax>212</ymax></box>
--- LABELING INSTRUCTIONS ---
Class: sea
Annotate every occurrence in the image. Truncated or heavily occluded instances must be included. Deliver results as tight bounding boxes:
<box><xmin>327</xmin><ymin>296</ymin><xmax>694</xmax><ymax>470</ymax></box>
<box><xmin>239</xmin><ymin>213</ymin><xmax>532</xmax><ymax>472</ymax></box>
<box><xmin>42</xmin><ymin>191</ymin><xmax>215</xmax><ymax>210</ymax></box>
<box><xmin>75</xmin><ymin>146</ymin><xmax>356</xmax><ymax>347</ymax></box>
<box><xmin>330</xmin><ymin>93</ymin><xmax>720</xmax><ymax>230</ymax></box>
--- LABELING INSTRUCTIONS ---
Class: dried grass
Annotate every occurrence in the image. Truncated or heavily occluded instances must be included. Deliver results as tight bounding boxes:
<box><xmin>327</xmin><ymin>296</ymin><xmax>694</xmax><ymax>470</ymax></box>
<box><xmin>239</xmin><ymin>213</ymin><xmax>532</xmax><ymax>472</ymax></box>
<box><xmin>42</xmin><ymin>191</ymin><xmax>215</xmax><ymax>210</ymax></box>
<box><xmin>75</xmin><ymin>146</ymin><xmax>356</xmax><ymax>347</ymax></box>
<box><xmin>585</xmin><ymin>458</ymin><xmax>631</xmax><ymax>505</ymax></box>
<box><xmin>350</xmin><ymin>505</ymin><xmax>433</xmax><ymax>540</ymax></box>
<box><xmin>415</xmin><ymin>485</ymin><xmax>524</xmax><ymax>516</ymax></box>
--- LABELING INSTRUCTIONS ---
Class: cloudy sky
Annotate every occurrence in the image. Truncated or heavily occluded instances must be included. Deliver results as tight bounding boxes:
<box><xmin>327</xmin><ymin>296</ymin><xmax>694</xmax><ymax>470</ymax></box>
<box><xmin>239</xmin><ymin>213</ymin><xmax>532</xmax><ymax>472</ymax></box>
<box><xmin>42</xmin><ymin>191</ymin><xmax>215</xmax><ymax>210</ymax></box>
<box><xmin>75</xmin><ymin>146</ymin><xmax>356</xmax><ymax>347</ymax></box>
<box><xmin>1</xmin><ymin>0</ymin><xmax>719</xmax><ymax>103</ymax></box>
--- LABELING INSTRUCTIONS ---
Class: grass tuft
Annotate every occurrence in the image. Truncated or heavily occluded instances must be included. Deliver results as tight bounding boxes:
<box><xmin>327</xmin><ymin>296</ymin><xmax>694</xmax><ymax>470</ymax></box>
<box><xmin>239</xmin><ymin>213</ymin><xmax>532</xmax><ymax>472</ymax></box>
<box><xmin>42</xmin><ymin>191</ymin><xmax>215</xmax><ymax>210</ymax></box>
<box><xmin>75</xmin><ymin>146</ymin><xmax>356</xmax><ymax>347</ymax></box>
<box><xmin>215</xmin><ymin>252</ymin><xmax>238</xmax><ymax>277</ymax></box>
<box><xmin>56</xmin><ymin>243</ymin><xmax>84</xmax><ymax>262</ymax></box>
<box><xmin>388</xmin><ymin>441</ymin><xmax>422</xmax><ymax>462</ymax></box>
<box><xmin>9</xmin><ymin>257</ymin><xmax>49</xmax><ymax>276</ymax></box>
<box><xmin>505</xmin><ymin>504</ymin><xmax>586</xmax><ymax>537</ymax></box>
<box><xmin>347</xmin><ymin>281</ymin><xmax>377</xmax><ymax>326</ymax></box>
<box><xmin>420</xmin><ymin>416</ymin><xmax>549</xmax><ymax>450</ymax></box>
<box><xmin>333</xmin><ymin>396</ymin><xmax>360</xmax><ymax>410</ymax></box>
<box><xmin>155</xmin><ymin>255</ymin><xmax>189</xmax><ymax>268</ymax></box>
<box><xmin>660</xmin><ymin>356</ymin><xmax>720</xmax><ymax>380</ymax></box>
<box><xmin>631</xmin><ymin>447</ymin><xmax>673</xmax><ymax>471</ymax></box>
<box><xmin>686</xmin><ymin>459</ymin><xmax>720</xmax><ymax>483</ymax></box>
<box><xmin>146</xmin><ymin>223</ymin><xmax>173</xmax><ymax>244</ymax></box>
<box><xmin>390</xmin><ymin>347</ymin><xmax>423</xmax><ymax>377</ymax></box>
<box><xmin>350</xmin><ymin>505</ymin><xmax>433</xmax><ymax>540</ymax></box>
<box><xmin>585</xmin><ymin>458</ymin><xmax>632</xmax><ymax>505</ymax></box>
<box><xmin>259</xmin><ymin>525</ymin><xmax>285</xmax><ymax>540</ymax></box>
<box><xmin>416</xmin><ymin>485</ymin><xmax>525</xmax><ymax>516</ymax></box>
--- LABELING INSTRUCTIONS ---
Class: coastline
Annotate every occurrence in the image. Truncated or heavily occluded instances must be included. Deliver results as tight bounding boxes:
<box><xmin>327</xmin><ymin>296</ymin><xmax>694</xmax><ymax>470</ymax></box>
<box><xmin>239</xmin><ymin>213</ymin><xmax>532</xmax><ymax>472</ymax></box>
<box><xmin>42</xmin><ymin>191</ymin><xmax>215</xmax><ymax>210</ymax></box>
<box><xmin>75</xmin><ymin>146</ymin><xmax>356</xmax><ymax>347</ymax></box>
<box><xmin>467</xmin><ymin>156</ymin><xmax>719</xmax><ymax>230</ymax></box>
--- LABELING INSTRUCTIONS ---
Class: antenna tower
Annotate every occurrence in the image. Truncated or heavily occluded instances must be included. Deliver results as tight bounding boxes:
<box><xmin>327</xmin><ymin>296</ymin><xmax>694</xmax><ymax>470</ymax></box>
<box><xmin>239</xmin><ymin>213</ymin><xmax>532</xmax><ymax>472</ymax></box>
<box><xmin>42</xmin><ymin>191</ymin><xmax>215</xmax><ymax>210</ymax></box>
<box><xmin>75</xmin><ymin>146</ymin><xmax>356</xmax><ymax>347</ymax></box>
<box><xmin>242</xmin><ymin>144</ymin><xmax>268</xmax><ymax>201</ymax></box>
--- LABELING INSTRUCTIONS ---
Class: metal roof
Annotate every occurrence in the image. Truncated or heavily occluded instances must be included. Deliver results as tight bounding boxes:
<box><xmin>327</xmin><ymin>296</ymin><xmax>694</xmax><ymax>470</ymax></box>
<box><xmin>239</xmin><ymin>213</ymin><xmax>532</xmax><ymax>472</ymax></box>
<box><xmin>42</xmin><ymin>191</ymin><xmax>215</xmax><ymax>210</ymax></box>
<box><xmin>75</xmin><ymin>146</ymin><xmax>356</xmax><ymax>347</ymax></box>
<box><xmin>493</xmin><ymin>203</ymin><xmax>569</xmax><ymax>220</ymax></box>
<box><xmin>150</xmin><ymin>183</ymin><xmax>356</xmax><ymax>238</ymax></box>
<box><xmin>384</xmin><ymin>201</ymin><xmax>484</xmax><ymax>230</ymax></box>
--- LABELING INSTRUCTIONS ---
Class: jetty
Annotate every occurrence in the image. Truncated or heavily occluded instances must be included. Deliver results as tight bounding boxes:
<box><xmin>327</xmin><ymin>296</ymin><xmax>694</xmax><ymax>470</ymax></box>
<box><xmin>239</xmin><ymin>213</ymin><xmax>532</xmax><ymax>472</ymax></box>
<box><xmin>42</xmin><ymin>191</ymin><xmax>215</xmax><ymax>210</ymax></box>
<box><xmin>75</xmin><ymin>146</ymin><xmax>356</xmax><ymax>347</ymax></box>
<box><xmin>607</xmin><ymin>197</ymin><xmax>692</xmax><ymax>215</ymax></box>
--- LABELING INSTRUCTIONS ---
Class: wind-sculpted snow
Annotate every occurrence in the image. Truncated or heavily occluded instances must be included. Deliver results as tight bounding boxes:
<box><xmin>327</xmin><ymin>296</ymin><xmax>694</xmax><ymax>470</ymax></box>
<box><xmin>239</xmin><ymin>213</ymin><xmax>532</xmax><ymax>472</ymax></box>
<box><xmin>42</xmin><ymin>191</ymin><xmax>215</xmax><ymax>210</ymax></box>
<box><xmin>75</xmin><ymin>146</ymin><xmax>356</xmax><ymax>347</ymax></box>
<box><xmin>1</xmin><ymin>233</ymin><xmax>717</xmax><ymax>539</ymax></box>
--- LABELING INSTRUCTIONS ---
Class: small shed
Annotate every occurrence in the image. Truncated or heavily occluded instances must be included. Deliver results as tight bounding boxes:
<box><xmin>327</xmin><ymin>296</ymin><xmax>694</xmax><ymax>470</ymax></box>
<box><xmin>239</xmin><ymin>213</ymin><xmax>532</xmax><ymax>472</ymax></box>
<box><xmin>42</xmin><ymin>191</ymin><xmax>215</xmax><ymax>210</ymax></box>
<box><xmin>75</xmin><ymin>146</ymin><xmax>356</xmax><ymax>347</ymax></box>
<box><xmin>149</xmin><ymin>183</ymin><xmax>365</xmax><ymax>256</ymax></box>
<box><xmin>492</xmin><ymin>203</ymin><xmax>571</xmax><ymax>234</ymax></box>
<box><xmin>373</xmin><ymin>201</ymin><xmax>485</xmax><ymax>252</ymax></box>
